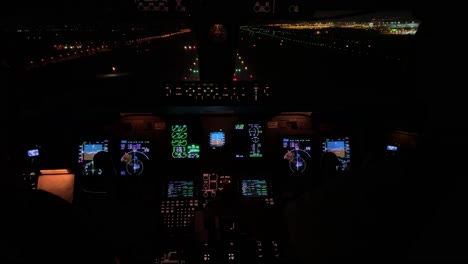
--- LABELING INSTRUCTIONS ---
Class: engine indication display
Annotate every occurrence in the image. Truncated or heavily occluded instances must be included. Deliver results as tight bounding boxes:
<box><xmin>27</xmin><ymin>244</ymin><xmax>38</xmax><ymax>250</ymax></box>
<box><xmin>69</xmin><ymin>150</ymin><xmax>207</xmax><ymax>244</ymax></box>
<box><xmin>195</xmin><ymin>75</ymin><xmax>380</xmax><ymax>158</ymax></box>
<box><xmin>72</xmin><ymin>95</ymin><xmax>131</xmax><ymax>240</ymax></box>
<box><xmin>282</xmin><ymin>138</ymin><xmax>312</xmax><ymax>173</ymax></box>
<box><xmin>120</xmin><ymin>140</ymin><xmax>150</xmax><ymax>176</ymax></box>
<box><xmin>171</xmin><ymin>124</ymin><xmax>200</xmax><ymax>159</ymax></box>
<box><xmin>233</xmin><ymin>123</ymin><xmax>263</xmax><ymax>158</ymax></box>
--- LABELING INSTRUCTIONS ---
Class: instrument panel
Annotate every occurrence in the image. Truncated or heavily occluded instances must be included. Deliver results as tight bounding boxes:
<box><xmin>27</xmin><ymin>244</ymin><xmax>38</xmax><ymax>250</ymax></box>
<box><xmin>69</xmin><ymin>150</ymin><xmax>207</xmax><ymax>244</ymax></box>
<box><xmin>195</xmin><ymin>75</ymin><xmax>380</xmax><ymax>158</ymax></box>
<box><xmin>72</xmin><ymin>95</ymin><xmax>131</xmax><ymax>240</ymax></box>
<box><xmin>69</xmin><ymin>113</ymin><xmax>352</xmax><ymax>179</ymax></box>
<box><xmin>20</xmin><ymin>110</ymin><xmax>417</xmax><ymax>264</ymax></box>
<box><xmin>26</xmin><ymin>112</ymin><xmax>354</xmax><ymax>194</ymax></box>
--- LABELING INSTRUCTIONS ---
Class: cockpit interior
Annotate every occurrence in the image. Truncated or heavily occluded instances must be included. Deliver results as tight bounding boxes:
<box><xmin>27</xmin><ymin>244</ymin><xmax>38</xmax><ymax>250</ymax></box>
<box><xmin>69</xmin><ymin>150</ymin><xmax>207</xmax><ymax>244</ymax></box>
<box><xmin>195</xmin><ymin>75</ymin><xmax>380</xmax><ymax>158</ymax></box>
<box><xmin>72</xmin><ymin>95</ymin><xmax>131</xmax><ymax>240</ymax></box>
<box><xmin>4</xmin><ymin>1</ymin><xmax>462</xmax><ymax>263</ymax></box>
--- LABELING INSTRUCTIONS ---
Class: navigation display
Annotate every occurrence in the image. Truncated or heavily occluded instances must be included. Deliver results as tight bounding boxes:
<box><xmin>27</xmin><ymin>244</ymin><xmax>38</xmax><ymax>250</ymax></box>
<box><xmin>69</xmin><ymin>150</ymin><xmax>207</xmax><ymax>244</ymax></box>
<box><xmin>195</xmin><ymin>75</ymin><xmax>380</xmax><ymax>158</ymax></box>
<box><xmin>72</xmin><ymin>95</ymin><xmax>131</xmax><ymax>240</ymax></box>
<box><xmin>171</xmin><ymin>124</ymin><xmax>200</xmax><ymax>159</ymax></box>
<box><xmin>322</xmin><ymin>137</ymin><xmax>351</xmax><ymax>171</ymax></box>
<box><xmin>167</xmin><ymin>181</ymin><xmax>194</xmax><ymax>198</ymax></box>
<box><xmin>233</xmin><ymin>123</ymin><xmax>263</xmax><ymax>158</ymax></box>
<box><xmin>120</xmin><ymin>139</ymin><xmax>150</xmax><ymax>176</ymax></box>
<box><xmin>282</xmin><ymin>138</ymin><xmax>312</xmax><ymax>173</ymax></box>
<box><xmin>78</xmin><ymin>140</ymin><xmax>109</xmax><ymax>175</ymax></box>
<box><xmin>241</xmin><ymin>179</ymin><xmax>268</xmax><ymax>197</ymax></box>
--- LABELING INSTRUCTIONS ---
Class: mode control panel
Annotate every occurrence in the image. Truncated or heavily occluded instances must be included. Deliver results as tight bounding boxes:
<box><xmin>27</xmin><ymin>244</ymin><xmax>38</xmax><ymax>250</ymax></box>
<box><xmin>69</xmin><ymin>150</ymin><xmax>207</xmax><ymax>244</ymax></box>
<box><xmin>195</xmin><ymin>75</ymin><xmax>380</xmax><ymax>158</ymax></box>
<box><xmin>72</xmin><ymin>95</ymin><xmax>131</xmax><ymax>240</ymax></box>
<box><xmin>164</xmin><ymin>82</ymin><xmax>270</xmax><ymax>104</ymax></box>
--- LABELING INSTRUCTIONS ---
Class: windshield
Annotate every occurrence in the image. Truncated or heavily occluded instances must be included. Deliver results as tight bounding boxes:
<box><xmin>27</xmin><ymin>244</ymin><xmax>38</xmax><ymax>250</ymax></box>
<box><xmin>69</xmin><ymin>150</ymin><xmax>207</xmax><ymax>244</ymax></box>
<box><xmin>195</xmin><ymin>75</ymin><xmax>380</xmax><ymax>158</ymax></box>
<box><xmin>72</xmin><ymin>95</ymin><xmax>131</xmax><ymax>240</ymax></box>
<box><xmin>1</xmin><ymin>10</ymin><xmax>419</xmax><ymax>82</ymax></box>
<box><xmin>239</xmin><ymin>11</ymin><xmax>419</xmax><ymax>81</ymax></box>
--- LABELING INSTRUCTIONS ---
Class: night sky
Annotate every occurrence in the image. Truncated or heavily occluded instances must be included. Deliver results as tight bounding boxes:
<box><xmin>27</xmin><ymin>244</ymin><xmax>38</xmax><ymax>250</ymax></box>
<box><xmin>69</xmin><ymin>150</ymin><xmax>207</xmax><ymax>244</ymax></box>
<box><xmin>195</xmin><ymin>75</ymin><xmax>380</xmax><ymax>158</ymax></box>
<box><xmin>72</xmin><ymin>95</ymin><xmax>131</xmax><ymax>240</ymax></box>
<box><xmin>0</xmin><ymin>0</ymin><xmax>136</xmax><ymax>24</ymax></box>
<box><xmin>0</xmin><ymin>0</ymin><xmax>416</xmax><ymax>25</ymax></box>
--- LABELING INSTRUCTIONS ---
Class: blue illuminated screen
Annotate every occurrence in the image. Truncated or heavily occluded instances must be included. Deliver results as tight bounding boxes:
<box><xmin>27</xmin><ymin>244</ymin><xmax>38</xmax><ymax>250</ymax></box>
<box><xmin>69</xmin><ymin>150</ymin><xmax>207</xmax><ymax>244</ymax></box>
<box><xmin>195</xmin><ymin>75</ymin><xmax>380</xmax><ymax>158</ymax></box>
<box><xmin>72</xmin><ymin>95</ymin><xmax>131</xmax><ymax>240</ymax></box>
<box><xmin>78</xmin><ymin>140</ymin><xmax>109</xmax><ymax>175</ymax></box>
<box><xmin>209</xmin><ymin>130</ymin><xmax>225</xmax><ymax>148</ymax></box>
<box><xmin>27</xmin><ymin>149</ymin><xmax>39</xmax><ymax>157</ymax></box>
